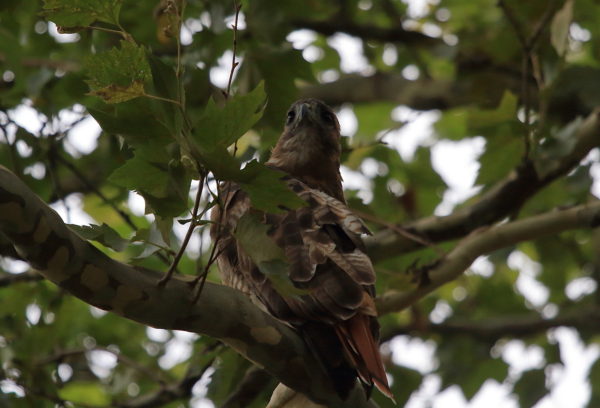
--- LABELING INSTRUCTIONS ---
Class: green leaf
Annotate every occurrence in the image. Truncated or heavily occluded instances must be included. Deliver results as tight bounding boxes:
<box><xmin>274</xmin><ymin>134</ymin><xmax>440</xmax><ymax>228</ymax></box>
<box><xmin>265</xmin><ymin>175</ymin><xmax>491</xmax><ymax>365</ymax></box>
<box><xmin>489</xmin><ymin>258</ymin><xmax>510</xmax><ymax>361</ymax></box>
<box><xmin>88</xmin><ymin>101</ymin><xmax>172</xmax><ymax>145</ymax></box>
<box><xmin>513</xmin><ymin>369</ymin><xmax>547</xmax><ymax>407</ymax></box>
<box><xmin>476</xmin><ymin>135</ymin><xmax>524</xmax><ymax>185</ymax></box>
<box><xmin>468</xmin><ymin>91</ymin><xmax>518</xmax><ymax>131</ymax></box>
<box><xmin>234</xmin><ymin>212</ymin><xmax>307</xmax><ymax>296</ymax></box>
<box><xmin>108</xmin><ymin>150</ymin><xmax>190</xmax><ymax>217</ymax></box>
<box><xmin>108</xmin><ymin>155</ymin><xmax>170</xmax><ymax>197</ymax></box>
<box><xmin>551</xmin><ymin>0</ymin><xmax>574</xmax><ymax>56</ymax></box>
<box><xmin>435</xmin><ymin>108</ymin><xmax>468</xmax><ymax>140</ymax></box>
<box><xmin>353</xmin><ymin>102</ymin><xmax>396</xmax><ymax>144</ymax></box>
<box><xmin>462</xmin><ymin>358</ymin><xmax>508</xmax><ymax>399</ymax></box>
<box><xmin>200</xmin><ymin>145</ymin><xmax>244</xmax><ymax>180</ymax></box>
<box><xmin>534</xmin><ymin>116</ymin><xmax>584</xmax><ymax>177</ymax></box>
<box><xmin>589</xmin><ymin>359</ymin><xmax>600</xmax><ymax>407</ymax></box>
<box><xmin>84</xmin><ymin>41</ymin><xmax>151</xmax><ymax>103</ymax></box>
<box><xmin>192</xmin><ymin>82</ymin><xmax>266</xmax><ymax>150</ymax></box>
<box><xmin>42</xmin><ymin>0</ymin><xmax>122</xmax><ymax>27</ymax></box>
<box><xmin>69</xmin><ymin>223</ymin><xmax>128</xmax><ymax>251</ymax></box>
<box><xmin>58</xmin><ymin>381</ymin><xmax>110</xmax><ymax>405</ymax></box>
<box><xmin>147</xmin><ymin>55</ymin><xmax>184</xmax><ymax>137</ymax></box>
<box><xmin>238</xmin><ymin>161</ymin><xmax>306</xmax><ymax>213</ymax></box>
<box><xmin>252</xmin><ymin>48</ymin><xmax>315</xmax><ymax>128</ymax></box>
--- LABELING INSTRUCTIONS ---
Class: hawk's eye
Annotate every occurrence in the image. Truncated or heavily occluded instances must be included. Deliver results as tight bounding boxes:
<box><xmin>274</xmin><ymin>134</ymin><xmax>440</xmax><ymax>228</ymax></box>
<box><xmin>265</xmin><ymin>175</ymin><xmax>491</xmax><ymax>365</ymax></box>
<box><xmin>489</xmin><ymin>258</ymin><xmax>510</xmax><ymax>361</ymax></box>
<box><xmin>321</xmin><ymin>110</ymin><xmax>335</xmax><ymax>124</ymax></box>
<box><xmin>286</xmin><ymin>110</ymin><xmax>295</xmax><ymax>125</ymax></box>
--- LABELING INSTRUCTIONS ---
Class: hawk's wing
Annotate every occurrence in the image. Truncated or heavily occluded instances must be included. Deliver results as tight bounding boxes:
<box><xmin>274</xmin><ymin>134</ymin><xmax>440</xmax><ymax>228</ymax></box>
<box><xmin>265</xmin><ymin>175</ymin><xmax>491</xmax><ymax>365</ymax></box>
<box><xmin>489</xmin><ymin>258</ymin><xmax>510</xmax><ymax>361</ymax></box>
<box><xmin>211</xmin><ymin>177</ymin><xmax>392</xmax><ymax>399</ymax></box>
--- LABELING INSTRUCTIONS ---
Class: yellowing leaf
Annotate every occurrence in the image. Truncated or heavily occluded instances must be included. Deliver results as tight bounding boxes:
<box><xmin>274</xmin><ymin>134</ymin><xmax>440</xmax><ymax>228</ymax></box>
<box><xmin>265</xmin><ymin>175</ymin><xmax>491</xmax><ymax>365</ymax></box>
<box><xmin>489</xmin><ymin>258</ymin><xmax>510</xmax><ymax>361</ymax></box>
<box><xmin>84</xmin><ymin>41</ymin><xmax>151</xmax><ymax>104</ymax></box>
<box><xmin>88</xmin><ymin>80</ymin><xmax>145</xmax><ymax>104</ymax></box>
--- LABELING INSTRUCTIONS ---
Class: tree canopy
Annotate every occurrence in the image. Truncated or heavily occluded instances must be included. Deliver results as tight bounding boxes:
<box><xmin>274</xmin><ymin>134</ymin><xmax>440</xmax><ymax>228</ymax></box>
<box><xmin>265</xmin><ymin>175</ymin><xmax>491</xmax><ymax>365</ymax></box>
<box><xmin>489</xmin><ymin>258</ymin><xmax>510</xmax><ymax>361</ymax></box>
<box><xmin>1</xmin><ymin>0</ymin><xmax>600</xmax><ymax>407</ymax></box>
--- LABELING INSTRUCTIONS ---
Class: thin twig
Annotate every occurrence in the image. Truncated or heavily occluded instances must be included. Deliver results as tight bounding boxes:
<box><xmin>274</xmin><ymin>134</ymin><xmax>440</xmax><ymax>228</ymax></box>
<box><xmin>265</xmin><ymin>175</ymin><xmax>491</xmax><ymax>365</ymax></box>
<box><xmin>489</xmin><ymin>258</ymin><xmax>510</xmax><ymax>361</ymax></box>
<box><xmin>159</xmin><ymin>174</ymin><xmax>206</xmax><ymax>286</ymax></box>
<box><xmin>192</xmin><ymin>244</ymin><xmax>226</xmax><ymax>303</ymax></box>
<box><xmin>497</xmin><ymin>0</ymin><xmax>560</xmax><ymax>158</ymax></box>
<box><xmin>225</xmin><ymin>2</ymin><xmax>242</xmax><ymax>100</ymax></box>
<box><xmin>226</xmin><ymin>1</ymin><xmax>242</xmax><ymax>156</ymax></box>
<box><xmin>352</xmin><ymin>208</ymin><xmax>446</xmax><ymax>257</ymax></box>
<box><xmin>192</xmin><ymin>179</ymin><xmax>227</xmax><ymax>302</ymax></box>
<box><xmin>0</xmin><ymin>270</ymin><xmax>43</xmax><ymax>287</ymax></box>
<box><xmin>36</xmin><ymin>346</ymin><xmax>171</xmax><ymax>385</ymax></box>
<box><xmin>55</xmin><ymin>154</ymin><xmax>137</xmax><ymax>231</ymax></box>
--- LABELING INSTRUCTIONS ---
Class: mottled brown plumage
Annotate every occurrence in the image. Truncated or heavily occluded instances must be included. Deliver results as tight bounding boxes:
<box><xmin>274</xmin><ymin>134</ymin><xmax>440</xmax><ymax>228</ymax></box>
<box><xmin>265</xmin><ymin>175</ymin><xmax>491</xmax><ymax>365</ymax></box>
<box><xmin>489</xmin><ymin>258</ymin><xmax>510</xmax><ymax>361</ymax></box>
<box><xmin>211</xmin><ymin>99</ymin><xmax>393</xmax><ymax>401</ymax></box>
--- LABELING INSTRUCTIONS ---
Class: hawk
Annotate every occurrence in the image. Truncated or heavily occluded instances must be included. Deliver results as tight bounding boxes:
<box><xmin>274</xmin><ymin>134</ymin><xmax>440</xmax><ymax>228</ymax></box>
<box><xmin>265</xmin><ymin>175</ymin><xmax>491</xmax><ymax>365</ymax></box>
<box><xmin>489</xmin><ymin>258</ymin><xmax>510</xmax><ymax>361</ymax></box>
<box><xmin>211</xmin><ymin>99</ymin><xmax>393</xmax><ymax>401</ymax></box>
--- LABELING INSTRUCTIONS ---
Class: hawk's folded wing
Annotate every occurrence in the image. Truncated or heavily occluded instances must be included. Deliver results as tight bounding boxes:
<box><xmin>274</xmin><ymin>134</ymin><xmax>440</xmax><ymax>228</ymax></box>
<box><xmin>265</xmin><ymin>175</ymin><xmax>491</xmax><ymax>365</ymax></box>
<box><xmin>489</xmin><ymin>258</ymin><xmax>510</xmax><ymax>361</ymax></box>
<box><xmin>211</xmin><ymin>177</ymin><xmax>392</xmax><ymax>399</ymax></box>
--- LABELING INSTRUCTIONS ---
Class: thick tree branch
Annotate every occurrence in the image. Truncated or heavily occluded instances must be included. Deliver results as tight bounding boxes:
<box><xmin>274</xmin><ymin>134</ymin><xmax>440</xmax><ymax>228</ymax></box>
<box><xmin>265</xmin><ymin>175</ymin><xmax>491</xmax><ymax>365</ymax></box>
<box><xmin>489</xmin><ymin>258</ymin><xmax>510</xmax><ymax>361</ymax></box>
<box><xmin>301</xmin><ymin>73</ymin><xmax>459</xmax><ymax>110</ymax></box>
<box><xmin>0</xmin><ymin>165</ymin><xmax>369</xmax><ymax>408</ymax></box>
<box><xmin>377</xmin><ymin>200</ymin><xmax>600</xmax><ymax>314</ymax></box>
<box><xmin>299</xmin><ymin>67</ymin><xmax>534</xmax><ymax>111</ymax></box>
<box><xmin>292</xmin><ymin>19</ymin><xmax>443</xmax><ymax>47</ymax></box>
<box><xmin>381</xmin><ymin>306</ymin><xmax>600</xmax><ymax>342</ymax></box>
<box><xmin>366</xmin><ymin>108</ymin><xmax>600</xmax><ymax>262</ymax></box>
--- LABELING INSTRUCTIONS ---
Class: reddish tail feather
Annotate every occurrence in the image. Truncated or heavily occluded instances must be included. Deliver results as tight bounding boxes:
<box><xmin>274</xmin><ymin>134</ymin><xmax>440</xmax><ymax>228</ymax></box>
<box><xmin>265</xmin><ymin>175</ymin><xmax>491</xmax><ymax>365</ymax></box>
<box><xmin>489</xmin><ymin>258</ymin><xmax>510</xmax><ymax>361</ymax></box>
<box><xmin>336</xmin><ymin>314</ymin><xmax>395</xmax><ymax>402</ymax></box>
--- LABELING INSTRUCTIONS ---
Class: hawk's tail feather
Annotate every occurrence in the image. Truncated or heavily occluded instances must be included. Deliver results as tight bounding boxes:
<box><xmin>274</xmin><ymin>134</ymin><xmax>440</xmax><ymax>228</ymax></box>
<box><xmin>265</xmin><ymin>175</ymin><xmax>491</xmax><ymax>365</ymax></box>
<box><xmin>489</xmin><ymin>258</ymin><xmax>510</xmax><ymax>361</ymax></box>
<box><xmin>336</xmin><ymin>314</ymin><xmax>396</xmax><ymax>402</ymax></box>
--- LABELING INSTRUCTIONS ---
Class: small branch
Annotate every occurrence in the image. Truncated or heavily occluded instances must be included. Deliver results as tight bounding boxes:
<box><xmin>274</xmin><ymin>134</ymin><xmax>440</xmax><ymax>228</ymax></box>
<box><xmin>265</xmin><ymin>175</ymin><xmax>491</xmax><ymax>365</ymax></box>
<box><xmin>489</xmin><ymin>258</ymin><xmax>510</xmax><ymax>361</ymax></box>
<box><xmin>55</xmin><ymin>154</ymin><xmax>137</xmax><ymax>231</ymax></box>
<box><xmin>377</xmin><ymin>200</ymin><xmax>600</xmax><ymax>315</ymax></box>
<box><xmin>159</xmin><ymin>174</ymin><xmax>205</xmax><ymax>286</ymax></box>
<box><xmin>36</xmin><ymin>346</ymin><xmax>170</xmax><ymax>385</ymax></box>
<box><xmin>225</xmin><ymin>1</ymin><xmax>242</xmax><ymax>156</ymax></box>
<box><xmin>0</xmin><ymin>270</ymin><xmax>43</xmax><ymax>287</ymax></box>
<box><xmin>366</xmin><ymin>107</ymin><xmax>600</xmax><ymax>262</ymax></box>
<box><xmin>352</xmin><ymin>208</ymin><xmax>445</xmax><ymax>257</ymax></box>
<box><xmin>116</xmin><ymin>345</ymin><xmax>219</xmax><ymax>408</ymax></box>
<box><xmin>497</xmin><ymin>0</ymin><xmax>528</xmax><ymax>47</ymax></box>
<box><xmin>225</xmin><ymin>2</ymin><xmax>242</xmax><ymax>100</ymax></box>
<box><xmin>498</xmin><ymin>0</ymin><xmax>561</xmax><ymax>157</ymax></box>
<box><xmin>221</xmin><ymin>367</ymin><xmax>273</xmax><ymax>408</ymax></box>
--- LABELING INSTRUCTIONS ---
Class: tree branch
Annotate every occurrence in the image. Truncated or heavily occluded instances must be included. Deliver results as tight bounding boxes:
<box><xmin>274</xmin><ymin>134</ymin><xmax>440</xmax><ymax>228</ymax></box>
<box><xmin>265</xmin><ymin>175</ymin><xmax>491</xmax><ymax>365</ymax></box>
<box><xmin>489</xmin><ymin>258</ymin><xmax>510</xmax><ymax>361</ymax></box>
<box><xmin>366</xmin><ymin>108</ymin><xmax>600</xmax><ymax>262</ymax></box>
<box><xmin>300</xmin><ymin>73</ymin><xmax>459</xmax><ymax>110</ymax></box>
<box><xmin>0</xmin><ymin>165</ymin><xmax>369</xmax><ymax>408</ymax></box>
<box><xmin>292</xmin><ymin>19</ymin><xmax>443</xmax><ymax>47</ymax></box>
<box><xmin>0</xmin><ymin>270</ymin><xmax>43</xmax><ymax>287</ymax></box>
<box><xmin>116</xmin><ymin>351</ymin><xmax>216</xmax><ymax>408</ymax></box>
<box><xmin>221</xmin><ymin>366</ymin><xmax>273</xmax><ymax>408</ymax></box>
<box><xmin>377</xmin><ymin>200</ymin><xmax>600</xmax><ymax>314</ymax></box>
<box><xmin>381</xmin><ymin>306</ymin><xmax>600</xmax><ymax>342</ymax></box>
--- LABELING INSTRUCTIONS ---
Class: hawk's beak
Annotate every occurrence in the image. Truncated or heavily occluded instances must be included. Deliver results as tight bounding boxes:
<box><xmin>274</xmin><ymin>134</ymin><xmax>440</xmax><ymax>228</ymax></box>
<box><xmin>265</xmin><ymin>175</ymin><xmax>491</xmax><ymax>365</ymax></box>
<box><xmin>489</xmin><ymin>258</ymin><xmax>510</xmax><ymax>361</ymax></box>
<box><xmin>297</xmin><ymin>102</ymin><xmax>317</xmax><ymax>126</ymax></box>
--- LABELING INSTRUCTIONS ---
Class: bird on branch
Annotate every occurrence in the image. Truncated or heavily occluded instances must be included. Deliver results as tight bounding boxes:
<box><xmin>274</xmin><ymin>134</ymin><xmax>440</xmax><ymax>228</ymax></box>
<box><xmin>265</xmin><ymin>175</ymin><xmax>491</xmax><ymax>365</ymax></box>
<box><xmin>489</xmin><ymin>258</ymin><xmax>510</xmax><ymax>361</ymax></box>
<box><xmin>211</xmin><ymin>99</ymin><xmax>394</xmax><ymax>402</ymax></box>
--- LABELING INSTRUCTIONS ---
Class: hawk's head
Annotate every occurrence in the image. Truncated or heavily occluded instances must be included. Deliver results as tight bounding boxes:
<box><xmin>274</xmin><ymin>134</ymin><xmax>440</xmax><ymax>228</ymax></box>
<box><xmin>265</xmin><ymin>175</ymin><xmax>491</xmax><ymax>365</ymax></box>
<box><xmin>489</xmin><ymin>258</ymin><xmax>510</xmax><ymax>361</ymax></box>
<box><xmin>267</xmin><ymin>99</ymin><xmax>344</xmax><ymax>200</ymax></box>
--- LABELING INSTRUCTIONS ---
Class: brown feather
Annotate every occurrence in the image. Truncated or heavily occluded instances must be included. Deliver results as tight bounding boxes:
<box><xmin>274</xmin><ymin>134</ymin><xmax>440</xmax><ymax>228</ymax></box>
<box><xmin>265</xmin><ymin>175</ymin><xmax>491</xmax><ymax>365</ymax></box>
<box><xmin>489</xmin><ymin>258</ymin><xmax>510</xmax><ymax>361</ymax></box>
<box><xmin>336</xmin><ymin>314</ymin><xmax>394</xmax><ymax>401</ymax></box>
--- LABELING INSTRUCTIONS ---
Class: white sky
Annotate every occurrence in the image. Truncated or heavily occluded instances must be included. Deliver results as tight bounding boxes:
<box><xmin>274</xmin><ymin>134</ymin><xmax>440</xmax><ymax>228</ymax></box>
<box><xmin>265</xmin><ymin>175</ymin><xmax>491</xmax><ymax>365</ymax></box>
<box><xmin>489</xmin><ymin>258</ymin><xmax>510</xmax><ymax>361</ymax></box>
<box><xmin>2</xmin><ymin>3</ymin><xmax>600</xmax><ymax>407</ymax></box>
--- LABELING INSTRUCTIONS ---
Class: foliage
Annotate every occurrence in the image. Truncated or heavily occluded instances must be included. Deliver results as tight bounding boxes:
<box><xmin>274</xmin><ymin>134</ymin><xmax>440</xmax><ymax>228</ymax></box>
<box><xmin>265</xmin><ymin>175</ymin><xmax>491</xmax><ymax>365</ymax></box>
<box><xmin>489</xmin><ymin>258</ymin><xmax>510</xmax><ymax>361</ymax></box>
<box><xmin>1</xmin><ymin>0</ymin><xmax>599</xmax><ymax>407</ymax></box>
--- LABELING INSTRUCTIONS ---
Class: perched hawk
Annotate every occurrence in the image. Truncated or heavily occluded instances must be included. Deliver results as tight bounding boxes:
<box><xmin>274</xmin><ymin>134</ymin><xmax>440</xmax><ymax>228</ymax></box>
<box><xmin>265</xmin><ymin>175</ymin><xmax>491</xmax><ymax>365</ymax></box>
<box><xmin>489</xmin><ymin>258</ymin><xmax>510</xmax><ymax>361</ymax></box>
<box><xmin>211</xmin><ymin>99</ymin><xmax>393</xmax><ymax>400</ymax></box>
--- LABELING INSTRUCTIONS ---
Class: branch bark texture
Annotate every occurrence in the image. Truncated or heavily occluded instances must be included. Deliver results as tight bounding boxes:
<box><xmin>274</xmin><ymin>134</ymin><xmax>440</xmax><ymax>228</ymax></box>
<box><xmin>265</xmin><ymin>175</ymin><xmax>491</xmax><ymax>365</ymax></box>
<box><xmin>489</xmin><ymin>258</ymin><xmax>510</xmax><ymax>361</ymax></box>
<box><xmin>377</xmin><ymin>201</ymin><xmax>600</xmax><ymax>314</ymax></box>
<box><xmin>0</xmin><ymin>165</ymin><xmax>368</xmax><ymax>408</ymax></box>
